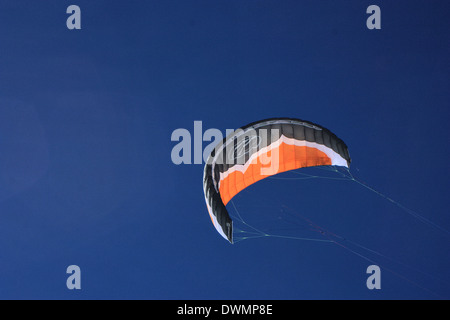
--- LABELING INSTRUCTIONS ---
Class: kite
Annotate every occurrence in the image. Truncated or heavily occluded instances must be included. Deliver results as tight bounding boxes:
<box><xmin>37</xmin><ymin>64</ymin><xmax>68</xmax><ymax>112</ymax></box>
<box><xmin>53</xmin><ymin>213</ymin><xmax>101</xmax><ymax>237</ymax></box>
<box><xmin>203</xmin><ymin>118</ymin><xmax>351</xmax><ymax>243</ymax></box>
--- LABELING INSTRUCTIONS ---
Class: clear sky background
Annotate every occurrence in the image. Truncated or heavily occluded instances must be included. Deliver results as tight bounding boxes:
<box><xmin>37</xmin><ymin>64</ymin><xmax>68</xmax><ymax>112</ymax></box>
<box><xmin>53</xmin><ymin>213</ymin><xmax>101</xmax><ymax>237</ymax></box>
<box><xmin>0</xmin><ymin>1</ymin><xmax>449</xmax><ymax>299</ymax></box>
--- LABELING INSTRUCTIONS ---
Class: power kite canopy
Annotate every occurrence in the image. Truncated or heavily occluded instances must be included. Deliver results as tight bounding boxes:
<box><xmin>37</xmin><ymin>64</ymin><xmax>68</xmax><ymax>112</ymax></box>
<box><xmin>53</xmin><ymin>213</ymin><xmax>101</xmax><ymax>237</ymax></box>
<box><xmin>203</xmin><ymin>118</ymin><xmax>351</xmax><ymax>243</ymax></box>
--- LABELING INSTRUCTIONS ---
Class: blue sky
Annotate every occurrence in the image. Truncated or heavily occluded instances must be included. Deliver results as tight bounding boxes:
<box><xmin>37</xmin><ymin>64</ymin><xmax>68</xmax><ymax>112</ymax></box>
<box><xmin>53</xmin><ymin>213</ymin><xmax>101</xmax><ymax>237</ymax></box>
<box><xmin>0</xmin><ymin>1</ymin><xmax>449</xmax><ymax>299</ymax></box>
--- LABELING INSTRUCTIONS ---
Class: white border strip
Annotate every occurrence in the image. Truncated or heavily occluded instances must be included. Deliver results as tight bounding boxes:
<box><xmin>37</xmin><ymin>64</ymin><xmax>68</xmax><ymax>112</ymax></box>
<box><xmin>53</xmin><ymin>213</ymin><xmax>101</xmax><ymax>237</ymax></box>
<box><xmin>205</xmin><ymin>200</ymin><xmax>230</xmax><ymax>241</ymax></box>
